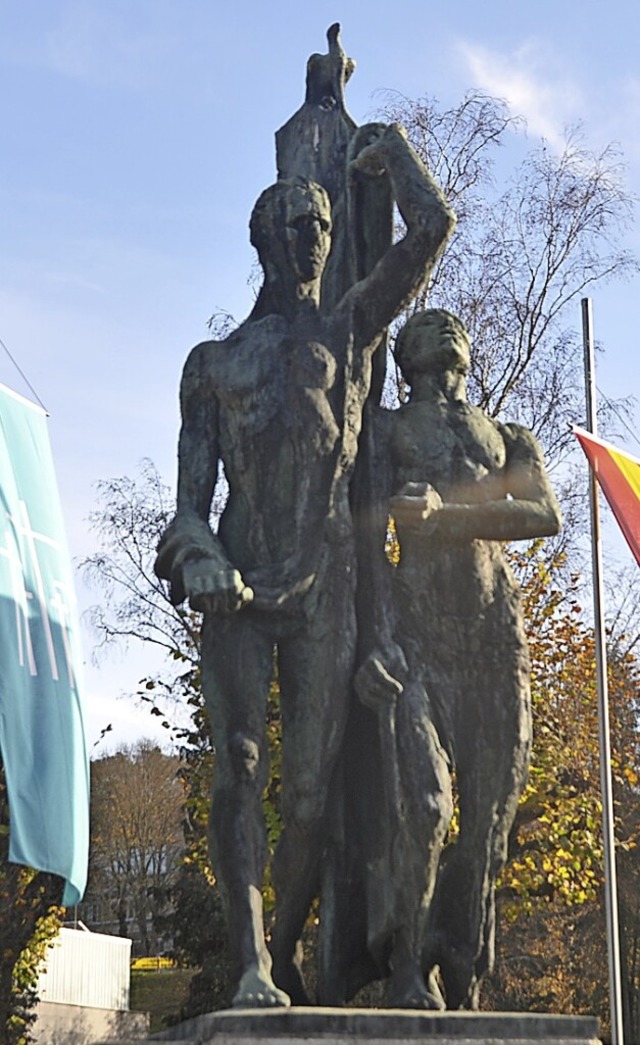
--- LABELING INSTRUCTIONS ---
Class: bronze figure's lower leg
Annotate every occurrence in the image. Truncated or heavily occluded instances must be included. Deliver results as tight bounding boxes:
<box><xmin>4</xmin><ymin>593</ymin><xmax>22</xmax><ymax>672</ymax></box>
<box><xmin>203</xmin><ymin>614</ymin><xmax>291</xmax><ymax>1008</ymax></box>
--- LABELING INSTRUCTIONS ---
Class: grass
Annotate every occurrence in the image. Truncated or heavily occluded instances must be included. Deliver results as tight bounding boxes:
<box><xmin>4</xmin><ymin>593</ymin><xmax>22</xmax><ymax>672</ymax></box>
<box><xmin>130</xmin><ymin>968</ymin><xmax>198</xmax><ymax>1034</ymax></box>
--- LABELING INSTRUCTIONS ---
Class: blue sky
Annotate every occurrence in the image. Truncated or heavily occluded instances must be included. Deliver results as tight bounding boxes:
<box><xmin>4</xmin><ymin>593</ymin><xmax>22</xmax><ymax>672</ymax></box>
<box><xmin>2</xmin><ymin>2</ymin><xmax>639</xmax><ymax>751</ymax></box>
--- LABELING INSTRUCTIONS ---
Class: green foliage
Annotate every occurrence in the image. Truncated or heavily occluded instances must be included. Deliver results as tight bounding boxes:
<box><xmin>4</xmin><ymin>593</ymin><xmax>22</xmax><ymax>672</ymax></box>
<box><xmin>0</xmin><ymin>758</ymin><xmax>63</xmax><ymax>1045</ymax></box>
<box><xmin>263</xmin><ymin>674</ymin><xmax>284</xmax><ymax>914</ymax></box>
<box><xmin>7</xmin><ymin>906</ymin><xmax>63</xmax><ymax>1045</ymax></box>
<box><xmin>130</xmin><ymin>968</ymin><xmax>197</xmax><ymax>1034</ymax></box>
<box><xmin>167</xmin><ymin>861</ymin><xmax>233</xmax><ymax>1018</ymax></box>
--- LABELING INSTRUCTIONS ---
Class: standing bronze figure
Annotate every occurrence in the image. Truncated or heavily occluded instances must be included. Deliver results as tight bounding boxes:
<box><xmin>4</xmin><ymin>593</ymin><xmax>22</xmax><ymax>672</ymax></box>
<box><xmin>389</xmin><ymin>309</ymin><xmax>562</xmax><ymax>1007</ymax></box>
<box><xmin>155</xmin><ymin>58</ymin><xmax>455</xmax><ymax>1002</ymax></box>
<box><xmin>155</xmin><ymin>27</ymin><xmax>561</xmax><ymax>1013</ymax></box>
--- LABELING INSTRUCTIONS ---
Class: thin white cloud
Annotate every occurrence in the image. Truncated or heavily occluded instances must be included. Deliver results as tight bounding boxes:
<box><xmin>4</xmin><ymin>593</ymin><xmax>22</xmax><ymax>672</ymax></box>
<box><xmin>44</xmin><ymin>5</ymin><xmax>172</xmax><ymax>89</ymax></box>
<box><xmin>44</xmin><ymin>272</ymin><xmax>107</xmax><ymax>295</ymax></box>
<box><xmin>456</xmin><ymin>39</ymin><xmax>582</xmax><ymax>150</ymax></box>
<box><xmin>616</xmin><ymin>77</ymin><xmax>640</xmax><ymax>164</ymax></box>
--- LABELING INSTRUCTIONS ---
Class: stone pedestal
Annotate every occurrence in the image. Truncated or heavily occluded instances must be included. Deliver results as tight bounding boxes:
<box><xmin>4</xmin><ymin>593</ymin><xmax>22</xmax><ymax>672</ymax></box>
<box><xmin>34</xmin><ymin>1000</ymin><xmax>150</xmax><ymax>1044</ymax></box>
<box><xmin>103</xmin><ymin>1007</ymin><xmax>601</xmax><ymax>1045</ymax></box>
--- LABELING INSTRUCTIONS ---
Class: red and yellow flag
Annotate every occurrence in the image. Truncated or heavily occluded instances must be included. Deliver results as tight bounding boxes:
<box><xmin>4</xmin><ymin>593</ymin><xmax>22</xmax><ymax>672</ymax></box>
<box><xmin>574</xmin><ymin>426</ymin><xmax>640</xmax><ymax>567</ymax></box>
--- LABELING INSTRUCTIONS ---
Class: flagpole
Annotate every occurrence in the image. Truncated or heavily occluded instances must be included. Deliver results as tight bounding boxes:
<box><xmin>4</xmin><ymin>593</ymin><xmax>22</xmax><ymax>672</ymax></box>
<box><xmin>582</xmin><ymin>296</ymin><xmax>625</xmax><ymax>1045</ymax></box>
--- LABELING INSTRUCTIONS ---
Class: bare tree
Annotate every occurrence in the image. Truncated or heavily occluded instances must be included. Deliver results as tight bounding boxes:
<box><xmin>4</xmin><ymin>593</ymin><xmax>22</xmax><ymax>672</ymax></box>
<box><xmin>376</xmin><ymin>91</ymin><xmax>637</xmax><ymax>462</ymax></box>
<box><xmin>82</xmin><ymin>461</ymin><xmax>192</xmax><ymax>663</ymax></box>
<box><xmin>82</xmin><ymin>741</ymin><xmax>184</xmax><ymax>955</ymax></box>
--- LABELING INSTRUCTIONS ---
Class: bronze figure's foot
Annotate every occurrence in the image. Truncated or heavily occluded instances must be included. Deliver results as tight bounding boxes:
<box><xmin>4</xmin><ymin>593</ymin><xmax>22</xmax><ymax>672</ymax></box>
<box><xmin>387</xmin><ymin>964</ymin><xmax>445</xmax><ymax>1010</ymax></box>
<box><xmin>271</xmin><ymin>951</ymin><xmax>312</xmax><ymax>1006</ymax></box>
<box><xmin>232</xmin><ymin>965</ymin><xmax>291</xmax><ymax>1009</ymax></box>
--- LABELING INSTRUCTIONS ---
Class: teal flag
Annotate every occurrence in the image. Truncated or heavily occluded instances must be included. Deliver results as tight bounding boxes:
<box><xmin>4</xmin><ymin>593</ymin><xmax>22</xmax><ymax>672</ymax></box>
<box><xmin>0</xmin><ymin>384</ymin><xmax>89</xmax><ymax>905</ymax></box>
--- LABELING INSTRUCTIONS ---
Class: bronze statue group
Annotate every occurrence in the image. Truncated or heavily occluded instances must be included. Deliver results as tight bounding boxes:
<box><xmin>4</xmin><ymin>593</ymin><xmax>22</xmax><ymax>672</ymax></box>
<box><xmin>155</xmin><ymin>27</ymin><xmax>561</xmax><ymax>1012</ymax></box>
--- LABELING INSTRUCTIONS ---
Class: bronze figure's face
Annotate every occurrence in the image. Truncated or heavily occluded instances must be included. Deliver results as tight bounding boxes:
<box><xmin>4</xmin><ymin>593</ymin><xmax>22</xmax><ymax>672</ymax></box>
<box><xmin>396</xmin><ymin>310</ymin><xmax>471</xmax><ymax>401</ymax></box>
<box><xmin>250</xmin><ymin>179</ymin><xmax>332</xmax><ymax>289</ymax></box>
<box><xmin>283</xmin><ymin>190</ymin><xmax>332</xmax><ymax>284</ymax></box>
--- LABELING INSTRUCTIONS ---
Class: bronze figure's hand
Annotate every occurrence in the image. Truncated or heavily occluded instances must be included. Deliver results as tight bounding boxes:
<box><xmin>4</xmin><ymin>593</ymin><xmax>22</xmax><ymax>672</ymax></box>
<box><xmin>390</xmin><ymin>482</ymin><xmax>443</xmax><ymax>534</ymax></box>
<box><xmin>349</xmin><ymin>122</ymin><xmax>392</xmax><ymax>177</ymax></box>
<box><xmin>181</xmin><ymin>558</ymin><xmax>253</xmax><ymax>615</ymax></box>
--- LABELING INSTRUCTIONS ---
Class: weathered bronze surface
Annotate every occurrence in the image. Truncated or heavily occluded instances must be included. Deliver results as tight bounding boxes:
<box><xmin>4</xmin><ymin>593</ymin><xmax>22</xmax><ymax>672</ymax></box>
<box><xmin>386</xmin><ymin>309</ymin><xmax>562</xmax><ymax>1009</ymax></box>
<box><xmin>155</xmin><ymin>27</ymin><xmax>560</xmax><ymax>1013</ymax></box>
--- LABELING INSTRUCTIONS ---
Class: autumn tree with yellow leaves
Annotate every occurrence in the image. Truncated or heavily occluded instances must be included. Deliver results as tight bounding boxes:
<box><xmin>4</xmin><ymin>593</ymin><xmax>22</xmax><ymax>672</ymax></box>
<box><xmin>483</xmin><ymin>545</ymin><xmax>640</xmax><ymax>1040</ymax></box>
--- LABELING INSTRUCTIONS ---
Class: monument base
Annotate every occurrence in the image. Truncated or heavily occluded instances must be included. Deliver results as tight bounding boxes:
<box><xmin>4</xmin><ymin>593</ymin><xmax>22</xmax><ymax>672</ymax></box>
<box><xmin>102</xmin><ymin>1007</ymin><xmax>602</xmax><ymax>1045</ymax></box>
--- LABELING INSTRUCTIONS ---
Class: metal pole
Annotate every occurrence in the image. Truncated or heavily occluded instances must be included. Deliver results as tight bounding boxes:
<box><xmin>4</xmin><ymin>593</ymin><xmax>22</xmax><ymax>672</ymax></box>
<box><xmin>582</xmin><ymin>297</ymin><xmax>625</xmax><ymax>1045</ymax></box>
